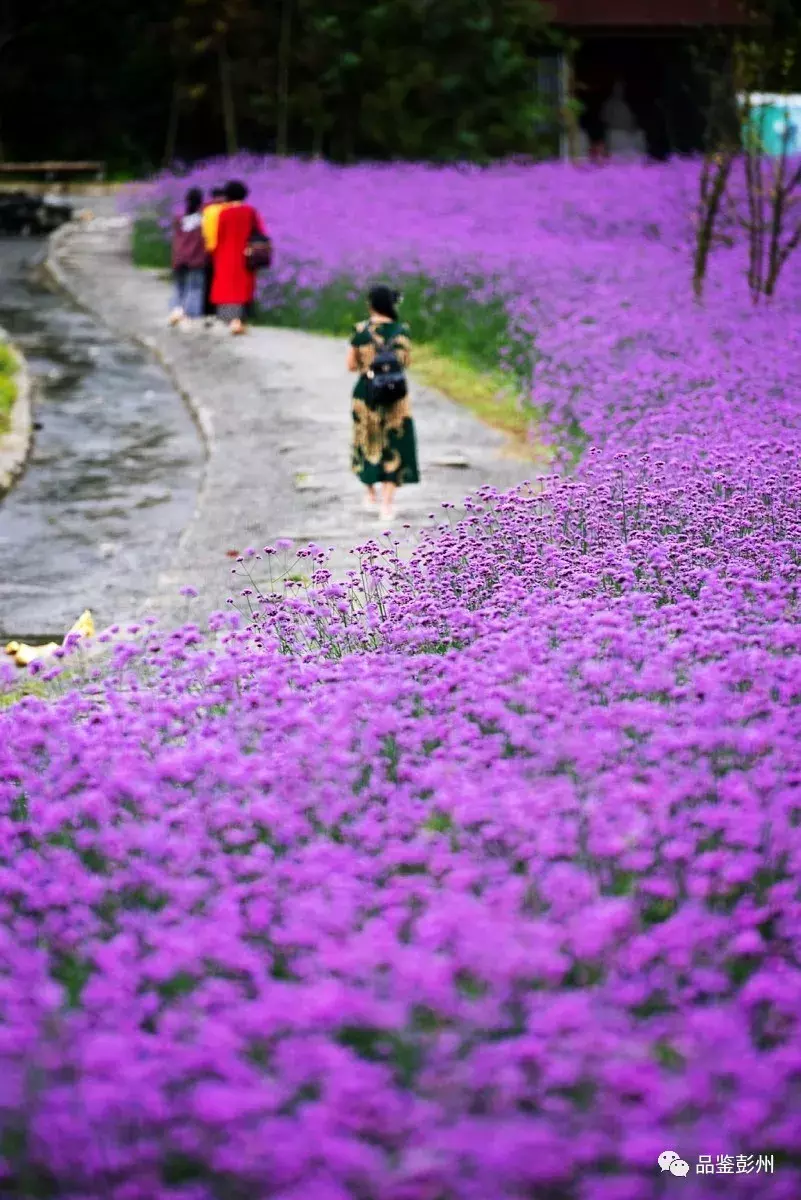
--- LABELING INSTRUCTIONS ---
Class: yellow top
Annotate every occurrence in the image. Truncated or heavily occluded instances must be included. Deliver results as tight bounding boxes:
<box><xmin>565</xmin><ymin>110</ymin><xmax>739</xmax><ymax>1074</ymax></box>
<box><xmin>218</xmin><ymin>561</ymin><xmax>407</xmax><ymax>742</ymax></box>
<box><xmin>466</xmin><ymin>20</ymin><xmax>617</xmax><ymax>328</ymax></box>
<box><xmin>202</xmin><ymin>201</ymin><xmax>226</xmax><ymax>251</ymax></box>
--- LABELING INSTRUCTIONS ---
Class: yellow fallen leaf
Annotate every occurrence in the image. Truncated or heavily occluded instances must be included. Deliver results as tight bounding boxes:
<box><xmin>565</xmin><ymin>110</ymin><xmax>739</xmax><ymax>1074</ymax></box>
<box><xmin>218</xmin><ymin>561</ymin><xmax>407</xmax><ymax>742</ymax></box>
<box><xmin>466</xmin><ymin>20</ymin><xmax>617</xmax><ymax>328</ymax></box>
<box><xmin>14</xmin><ymin>642</ymin><xmax>59</xmax><ymax>668</ymax></box>
<box><xmin>67</xmin><ymin>610</ymin><xmax>95</xmax><ymax>640</ymax></box>
<box><xmin>5</xmin><ymin>641</ymin><xmax>20</xmax><ymax>656</ymax></box>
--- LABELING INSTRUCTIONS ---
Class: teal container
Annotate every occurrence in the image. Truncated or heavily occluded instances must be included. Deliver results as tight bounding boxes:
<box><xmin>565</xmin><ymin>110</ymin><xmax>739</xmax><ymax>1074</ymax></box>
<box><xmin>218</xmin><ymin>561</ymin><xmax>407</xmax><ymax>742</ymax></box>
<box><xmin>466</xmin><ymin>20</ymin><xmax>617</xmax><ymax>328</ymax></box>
<box><xmin>743</xmin><ymin>95</ymin><xmax>801</xmax><ymax>157</ymax></box>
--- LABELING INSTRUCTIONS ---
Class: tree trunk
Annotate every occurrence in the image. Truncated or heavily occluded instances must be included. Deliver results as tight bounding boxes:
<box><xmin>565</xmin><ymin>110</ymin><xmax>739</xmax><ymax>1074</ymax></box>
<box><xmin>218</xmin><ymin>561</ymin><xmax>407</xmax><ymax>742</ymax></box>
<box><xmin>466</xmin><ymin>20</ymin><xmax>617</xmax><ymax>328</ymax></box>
<box><xmin>564</xmin><ymin>53</ymin><xmax>579</xmax><ymax>162</ymax></box>
<box><xmin>0</xmin><ymin>29</ymin><xmax>16</xmax><ymax>163</ymax></box>
<box><xmin>312</xmin><ymin>110</ymin><xmax>325</xmax><ymax>158</ymax></box>
<box><xmin>763</xmin><ymin>114</ymin><xmax>798</xmax><ymax>298</ymax></box>
<box><xmin>744</xmin><ymin>139</ymin><xmax>766</xmax><ymax>303</ymax></box>
<box><xmin>219</xmin><ymin>40</ymin><xmax>238</xmax><ymax>155</ymax></box>
<box><xmin>163</xmin><ymin>81</ymin><xmax>180</xmax><ymax>166</ymax></box>
<box><xmin>693</xmin><ymin>153</ymin><xmax>732</xmax><ymax>301</ymax></box>
<box><xmin>276</xmin><ymin>0</ymin><xmax>293</xmax><ymax>155</ymax></box>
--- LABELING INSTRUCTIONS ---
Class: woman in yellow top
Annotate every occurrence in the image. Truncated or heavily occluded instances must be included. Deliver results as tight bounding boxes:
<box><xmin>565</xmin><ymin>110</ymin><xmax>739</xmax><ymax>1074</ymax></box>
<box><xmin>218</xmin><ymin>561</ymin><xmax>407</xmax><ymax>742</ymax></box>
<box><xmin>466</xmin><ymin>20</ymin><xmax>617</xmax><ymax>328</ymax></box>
<box><xmin>201</xmin><ymin>186</ymin><xmax>227</xmax><ymax>319</ymax></box>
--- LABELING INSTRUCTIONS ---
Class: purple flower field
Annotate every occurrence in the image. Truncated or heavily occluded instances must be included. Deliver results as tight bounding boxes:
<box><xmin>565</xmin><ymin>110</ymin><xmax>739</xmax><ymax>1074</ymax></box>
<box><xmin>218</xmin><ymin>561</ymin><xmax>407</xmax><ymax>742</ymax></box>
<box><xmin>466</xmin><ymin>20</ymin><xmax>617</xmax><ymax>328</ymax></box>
<box><xmin>2</xmin><ymin>158</ymin><xmax>801</xmax><ymax>1198</ymax></box>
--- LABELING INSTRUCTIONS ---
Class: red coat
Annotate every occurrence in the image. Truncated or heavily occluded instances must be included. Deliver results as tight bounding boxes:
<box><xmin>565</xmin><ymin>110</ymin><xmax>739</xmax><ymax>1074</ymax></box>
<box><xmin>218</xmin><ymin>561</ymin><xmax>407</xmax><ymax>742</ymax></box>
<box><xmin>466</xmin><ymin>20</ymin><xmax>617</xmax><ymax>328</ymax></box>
<box><xmin>210</xmin><ymin>202</ymin><xmax>266</xmax><ymax>306</ymax></box>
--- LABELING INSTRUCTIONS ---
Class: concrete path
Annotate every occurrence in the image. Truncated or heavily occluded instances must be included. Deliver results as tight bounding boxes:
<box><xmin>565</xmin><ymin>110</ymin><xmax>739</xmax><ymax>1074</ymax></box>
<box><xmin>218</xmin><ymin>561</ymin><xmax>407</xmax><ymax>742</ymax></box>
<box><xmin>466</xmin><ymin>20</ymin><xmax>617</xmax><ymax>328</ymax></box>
<box><xmin>48</xmin><ymin>217</ymin><xmax>537</xmax><ymax>628</ymax></box>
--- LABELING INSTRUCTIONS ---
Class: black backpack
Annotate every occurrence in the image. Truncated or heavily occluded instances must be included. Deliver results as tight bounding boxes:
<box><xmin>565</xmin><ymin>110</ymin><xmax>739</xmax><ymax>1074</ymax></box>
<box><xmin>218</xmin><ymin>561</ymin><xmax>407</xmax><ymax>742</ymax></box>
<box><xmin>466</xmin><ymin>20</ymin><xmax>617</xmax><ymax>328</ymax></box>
<box><xmin>364</xmin><ymin>323</ymin><xmax>408</xmax><ymax>409</ymax></box>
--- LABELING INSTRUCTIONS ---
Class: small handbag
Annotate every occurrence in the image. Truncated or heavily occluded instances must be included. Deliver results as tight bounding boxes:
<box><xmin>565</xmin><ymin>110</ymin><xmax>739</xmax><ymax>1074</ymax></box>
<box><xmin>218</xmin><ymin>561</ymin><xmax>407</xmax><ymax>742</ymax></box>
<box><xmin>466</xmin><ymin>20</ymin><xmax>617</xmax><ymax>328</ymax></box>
<box><xmin>245</xmin><ymin>228</ymin><xmax>273</xmax><ymax>272</ymax></box>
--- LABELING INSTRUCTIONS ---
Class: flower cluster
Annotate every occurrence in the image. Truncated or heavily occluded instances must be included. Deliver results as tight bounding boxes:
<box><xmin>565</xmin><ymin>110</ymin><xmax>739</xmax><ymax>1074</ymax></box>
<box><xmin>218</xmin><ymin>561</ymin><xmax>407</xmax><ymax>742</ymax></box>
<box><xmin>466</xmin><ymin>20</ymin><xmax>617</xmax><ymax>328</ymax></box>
<box><xmin>2</xmin><ymin>159</ymin><xmax>800</xmax><ymax>1197</ymax></box>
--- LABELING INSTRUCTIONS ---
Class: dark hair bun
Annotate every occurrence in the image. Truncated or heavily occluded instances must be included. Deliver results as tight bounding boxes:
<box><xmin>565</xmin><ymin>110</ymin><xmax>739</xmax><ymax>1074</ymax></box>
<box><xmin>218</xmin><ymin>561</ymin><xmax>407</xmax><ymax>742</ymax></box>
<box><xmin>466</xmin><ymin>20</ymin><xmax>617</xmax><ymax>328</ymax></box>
<box><xmin>367</xmin><ymin>284</ymin><xmax>400</xmax><ymax>319</ymax></box>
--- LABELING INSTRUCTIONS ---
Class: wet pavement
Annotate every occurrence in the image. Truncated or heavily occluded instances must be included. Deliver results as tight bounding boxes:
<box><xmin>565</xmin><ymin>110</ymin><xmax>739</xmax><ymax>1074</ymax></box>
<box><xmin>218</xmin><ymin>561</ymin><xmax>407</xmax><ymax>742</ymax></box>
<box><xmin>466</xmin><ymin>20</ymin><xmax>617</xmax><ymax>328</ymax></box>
<box><xmin>0</xmin><ymin>237</ymin><xmax>204</xmax><ymax>639</ymax></box>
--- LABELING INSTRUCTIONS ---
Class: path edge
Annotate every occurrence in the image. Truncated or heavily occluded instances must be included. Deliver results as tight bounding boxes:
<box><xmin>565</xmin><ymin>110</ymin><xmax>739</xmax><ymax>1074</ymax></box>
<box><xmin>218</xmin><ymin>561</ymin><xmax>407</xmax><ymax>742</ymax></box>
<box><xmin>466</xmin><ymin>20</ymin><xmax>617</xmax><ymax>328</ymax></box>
<box><xmin>0</xmin><ymin>330</ymin><xmax>33</xmax><ymax>494</ymax></box>
<box><xmin>46</xmin><ymin>220</ymin><xmax>215</xmax><ymax>449</ymax></box>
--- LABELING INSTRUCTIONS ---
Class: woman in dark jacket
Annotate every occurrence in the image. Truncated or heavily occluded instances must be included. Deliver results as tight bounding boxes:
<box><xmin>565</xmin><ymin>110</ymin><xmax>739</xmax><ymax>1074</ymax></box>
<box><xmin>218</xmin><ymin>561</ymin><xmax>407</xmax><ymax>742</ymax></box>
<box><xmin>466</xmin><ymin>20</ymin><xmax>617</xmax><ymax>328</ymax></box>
<box><xmin>169</xmin><ymin>187</ymin><xmax>206</xmax><ymax>328</ymax></box>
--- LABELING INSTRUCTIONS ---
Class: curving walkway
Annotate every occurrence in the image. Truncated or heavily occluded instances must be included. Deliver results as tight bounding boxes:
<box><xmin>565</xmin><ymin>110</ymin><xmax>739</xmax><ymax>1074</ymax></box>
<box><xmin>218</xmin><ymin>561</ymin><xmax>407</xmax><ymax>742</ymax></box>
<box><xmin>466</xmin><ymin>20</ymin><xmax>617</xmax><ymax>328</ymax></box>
<box><xmin>49</xmin><ymin>217</ymin><xmax>538</xmax><ymax>628</ymax></box>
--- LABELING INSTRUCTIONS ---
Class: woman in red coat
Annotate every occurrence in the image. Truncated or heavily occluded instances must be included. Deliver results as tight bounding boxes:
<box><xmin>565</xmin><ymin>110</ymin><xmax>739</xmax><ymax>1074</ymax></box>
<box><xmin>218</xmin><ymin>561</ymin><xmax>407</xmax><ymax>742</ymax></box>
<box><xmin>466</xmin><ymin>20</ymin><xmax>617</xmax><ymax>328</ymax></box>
<box><xmin>209</xmin><ymin>179</ymin><xmax>267</xmax><ymax>336</ymax></box>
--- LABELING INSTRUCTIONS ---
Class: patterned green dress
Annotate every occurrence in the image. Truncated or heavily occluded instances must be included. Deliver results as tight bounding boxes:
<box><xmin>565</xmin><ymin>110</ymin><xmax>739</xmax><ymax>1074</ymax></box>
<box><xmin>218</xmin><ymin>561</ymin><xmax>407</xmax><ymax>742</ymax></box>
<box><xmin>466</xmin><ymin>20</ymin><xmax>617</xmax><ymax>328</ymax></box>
<box><xmin>350</xmin><ymin>318</ymin><xmax>420</xmax><ymax>487</ymax></box>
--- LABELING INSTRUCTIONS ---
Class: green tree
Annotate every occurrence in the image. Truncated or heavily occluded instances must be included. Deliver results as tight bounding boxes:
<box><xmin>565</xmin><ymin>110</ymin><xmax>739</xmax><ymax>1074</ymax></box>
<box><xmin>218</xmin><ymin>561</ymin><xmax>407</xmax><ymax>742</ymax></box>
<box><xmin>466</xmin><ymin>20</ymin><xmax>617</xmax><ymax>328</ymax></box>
<box><xmin>287</xmin><ymin>8</ymin><xmax>346</xmax><ymax>157</ymax></box>
<box><xmin>171</xmin><ymin>0</ymin><xmax>268</xmax><ymax>157</ymax></box>
<box><xmin>0</xmin><ymin>0</ymin><xmax>556</xmax><ymax>168</ymax></box>
<box><xmin>296</xmin><ymin>0</ymin><xmax>557</xmax><ymax>162</ymax></box>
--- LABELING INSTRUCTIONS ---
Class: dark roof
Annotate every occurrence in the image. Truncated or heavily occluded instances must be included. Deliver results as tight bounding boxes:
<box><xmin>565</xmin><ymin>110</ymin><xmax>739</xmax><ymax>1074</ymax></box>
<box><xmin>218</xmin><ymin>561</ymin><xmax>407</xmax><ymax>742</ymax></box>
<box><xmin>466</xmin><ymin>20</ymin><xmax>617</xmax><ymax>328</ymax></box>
<box><xmin>549</xmin><ymin>0</ymin><xmax>748</xmax><ymax>25</ymax></box>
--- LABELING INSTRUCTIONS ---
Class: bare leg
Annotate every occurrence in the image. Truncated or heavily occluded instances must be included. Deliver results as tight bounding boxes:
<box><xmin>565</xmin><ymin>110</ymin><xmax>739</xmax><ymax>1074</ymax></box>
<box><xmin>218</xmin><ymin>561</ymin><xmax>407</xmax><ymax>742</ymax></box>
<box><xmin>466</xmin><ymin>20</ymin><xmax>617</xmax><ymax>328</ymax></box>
<box><xmin>230</xmin><ymin>318</ymin><xmax>245</xmax><ymax>336</ymax></box>
<box><xmin>363</xmin><ymin>486</ymin><xmax>377</xmax><ymax>509</ymax></box>
<box><xmin>380</xmin><ymin>481</ymin><xmax>396</xmax><ymax>522</ymax></box>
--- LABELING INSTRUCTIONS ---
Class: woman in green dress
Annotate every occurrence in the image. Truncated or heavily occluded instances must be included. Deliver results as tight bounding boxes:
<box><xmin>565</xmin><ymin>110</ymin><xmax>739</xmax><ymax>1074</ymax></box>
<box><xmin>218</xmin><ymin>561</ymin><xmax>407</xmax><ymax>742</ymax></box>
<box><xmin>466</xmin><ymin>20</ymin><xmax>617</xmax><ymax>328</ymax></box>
<box><xmin>347</xmin><ymin>284</ymin><xmax>420</xmax><ymax>523</ymax></box>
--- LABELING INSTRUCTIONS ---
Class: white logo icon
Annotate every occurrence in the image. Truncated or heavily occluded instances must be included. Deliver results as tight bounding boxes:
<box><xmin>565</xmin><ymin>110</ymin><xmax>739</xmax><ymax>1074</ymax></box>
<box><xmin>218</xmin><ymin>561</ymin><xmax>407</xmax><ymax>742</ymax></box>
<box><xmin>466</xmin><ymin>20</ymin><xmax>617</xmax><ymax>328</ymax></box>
<box><xmin>659</xmin><ymin>1151</ymin><xmax>690</xmax><ymax>1177</ymax></box>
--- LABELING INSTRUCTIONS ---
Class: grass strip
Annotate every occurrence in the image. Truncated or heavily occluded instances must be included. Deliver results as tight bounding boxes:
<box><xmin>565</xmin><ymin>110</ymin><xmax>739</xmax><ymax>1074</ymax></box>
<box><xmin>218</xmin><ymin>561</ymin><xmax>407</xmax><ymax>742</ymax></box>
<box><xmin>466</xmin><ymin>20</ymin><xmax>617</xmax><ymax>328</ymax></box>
<box><xmin>0</xmin><ymin>679</ymin><xmax>49</xmax><ymax>709</ymax></box>
<box><xmin>0</xmin><ymin>341</ymin><xmax>19</xmax><ymax>436</ymax></box>
<box><xmin>411</xmin><ymin>345</ymin><xmax>542</xmax><ymax>457</ymax></box>
<box><xmin>132</xmin><ymin>216</ymin><xmax>171</xmax><ymax>271</ymax></box>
